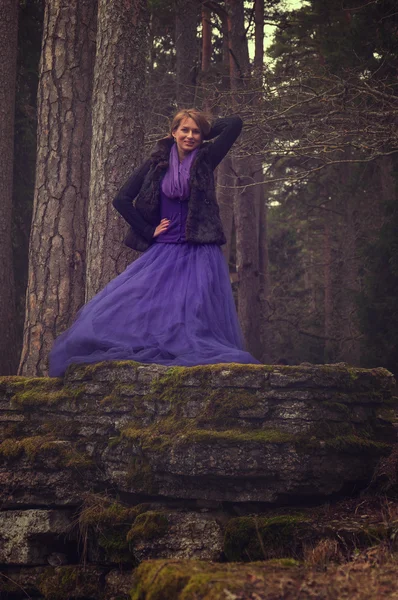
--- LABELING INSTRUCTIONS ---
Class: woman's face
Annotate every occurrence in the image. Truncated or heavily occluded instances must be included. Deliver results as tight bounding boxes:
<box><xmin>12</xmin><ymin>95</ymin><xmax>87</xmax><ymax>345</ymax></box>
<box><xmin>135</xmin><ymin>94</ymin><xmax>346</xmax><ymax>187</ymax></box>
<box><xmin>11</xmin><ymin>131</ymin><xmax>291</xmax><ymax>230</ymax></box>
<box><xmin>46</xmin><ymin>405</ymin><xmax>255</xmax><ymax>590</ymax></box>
<box><xmin>173</xmin><ymin>117</ymin><xmax>202</xmax><ymax>157</ymax></box>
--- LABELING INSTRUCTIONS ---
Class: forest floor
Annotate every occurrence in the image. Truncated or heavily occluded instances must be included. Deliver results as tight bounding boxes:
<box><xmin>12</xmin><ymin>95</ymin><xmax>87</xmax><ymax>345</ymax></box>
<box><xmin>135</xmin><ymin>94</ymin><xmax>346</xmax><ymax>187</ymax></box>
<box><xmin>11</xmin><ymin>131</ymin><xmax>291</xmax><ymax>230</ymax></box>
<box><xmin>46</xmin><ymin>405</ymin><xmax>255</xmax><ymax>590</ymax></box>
<box><xmin>131</xmin><ymin>494</ymin><xmax>398</xmax><ymax>600</ymax></box>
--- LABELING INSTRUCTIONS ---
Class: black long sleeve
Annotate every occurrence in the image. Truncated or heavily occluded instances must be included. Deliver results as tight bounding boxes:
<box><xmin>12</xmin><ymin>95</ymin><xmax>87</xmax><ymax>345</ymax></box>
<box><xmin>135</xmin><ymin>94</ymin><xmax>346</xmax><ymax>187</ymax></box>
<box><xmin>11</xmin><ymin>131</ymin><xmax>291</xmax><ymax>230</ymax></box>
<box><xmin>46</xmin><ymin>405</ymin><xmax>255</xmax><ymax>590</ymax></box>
<box><xmin>112</xmin><ymin>158</ymin><xmax>156</xmax><ymax>242</ymax></box>
<box><xmin>113</xmin><ymin>116</ymin><xmax>242</xmax><ymax>239</ymax></box>
<box><xmin>206</xmin><ymin>116</ymin><xmax>243</xmax><ymax>169</ymax></box>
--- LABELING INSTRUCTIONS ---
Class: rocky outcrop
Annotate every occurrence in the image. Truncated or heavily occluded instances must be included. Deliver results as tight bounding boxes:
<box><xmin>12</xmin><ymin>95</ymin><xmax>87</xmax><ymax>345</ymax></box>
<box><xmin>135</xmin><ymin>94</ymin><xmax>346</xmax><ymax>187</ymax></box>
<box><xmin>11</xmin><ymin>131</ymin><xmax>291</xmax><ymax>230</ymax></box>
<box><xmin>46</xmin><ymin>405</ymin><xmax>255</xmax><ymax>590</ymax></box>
<box><xmin>0</xmin><ymin>361</ymin><xmax>397</xmax><ymax>598</ymax></box>
<box><xmin>0</xmin><ymin>362</ymin><xmax>395</xmax><ymax>506</ymax></box>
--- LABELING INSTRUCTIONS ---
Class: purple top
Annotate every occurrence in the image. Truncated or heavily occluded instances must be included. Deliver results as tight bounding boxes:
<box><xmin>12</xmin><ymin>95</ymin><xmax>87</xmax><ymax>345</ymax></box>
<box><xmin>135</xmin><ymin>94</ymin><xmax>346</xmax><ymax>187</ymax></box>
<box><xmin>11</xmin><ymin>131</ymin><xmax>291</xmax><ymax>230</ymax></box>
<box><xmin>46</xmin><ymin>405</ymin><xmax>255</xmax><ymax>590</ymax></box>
<box><xmin>112</xmin><ymin>116</ymin><xmax>243</xmax><ymax>244</ymax></box>
<box><xmin>156</xmin><ymin>145</ymin><xmax>199</xmax><ymax>244</ymax></box>
<box><xmin>155</xmin><ymin>190</ymin><xmax>189</xmax><ymax>243</ymax></box>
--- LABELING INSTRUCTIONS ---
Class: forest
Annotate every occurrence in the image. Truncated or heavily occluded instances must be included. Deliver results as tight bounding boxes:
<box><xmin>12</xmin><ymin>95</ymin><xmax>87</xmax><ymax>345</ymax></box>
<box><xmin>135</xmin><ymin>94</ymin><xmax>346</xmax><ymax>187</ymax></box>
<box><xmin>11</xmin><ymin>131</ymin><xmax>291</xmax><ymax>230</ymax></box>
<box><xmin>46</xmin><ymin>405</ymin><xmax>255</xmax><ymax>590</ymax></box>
<box><xmin>0</xmin><ymin>0</ymin><xmax>397</xmax><ymax>377</ymax></box>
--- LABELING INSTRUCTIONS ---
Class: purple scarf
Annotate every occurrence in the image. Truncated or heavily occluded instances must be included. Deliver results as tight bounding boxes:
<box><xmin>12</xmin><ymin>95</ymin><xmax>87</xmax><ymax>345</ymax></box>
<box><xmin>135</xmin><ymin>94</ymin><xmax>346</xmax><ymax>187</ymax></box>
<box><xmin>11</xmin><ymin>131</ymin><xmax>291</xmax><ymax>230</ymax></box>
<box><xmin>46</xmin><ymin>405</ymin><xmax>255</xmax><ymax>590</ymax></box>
<box><xmin>161</xmin><ymin>143</ymin><xmax>198</xmax><ymax>200</ymax></box>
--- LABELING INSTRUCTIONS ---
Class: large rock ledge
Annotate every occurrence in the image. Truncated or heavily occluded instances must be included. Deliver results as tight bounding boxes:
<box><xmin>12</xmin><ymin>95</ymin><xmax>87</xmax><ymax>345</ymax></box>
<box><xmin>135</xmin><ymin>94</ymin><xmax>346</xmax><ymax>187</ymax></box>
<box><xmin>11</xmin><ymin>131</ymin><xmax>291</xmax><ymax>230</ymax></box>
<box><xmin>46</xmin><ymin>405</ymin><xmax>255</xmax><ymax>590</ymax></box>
<box><xmin>0</xmin><ymin>362</ymin><xmax>397</xmax><ymax>599</ymax></box>
<box><xmin>0</xmin><ymin>362</ymin><xmax>396</xmax><ymax>507</ymax></box>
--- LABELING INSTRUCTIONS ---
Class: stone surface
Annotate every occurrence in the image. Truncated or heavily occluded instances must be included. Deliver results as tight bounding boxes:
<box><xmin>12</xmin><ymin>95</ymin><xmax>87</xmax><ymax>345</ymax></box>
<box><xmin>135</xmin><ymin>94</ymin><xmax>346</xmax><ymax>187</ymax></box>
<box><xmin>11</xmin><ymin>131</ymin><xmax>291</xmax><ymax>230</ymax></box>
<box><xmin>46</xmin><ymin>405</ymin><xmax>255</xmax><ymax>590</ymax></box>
<box><xmin>0</xmin><ymin>362</ymin><xmax>396</xmax><ymax>506</ymax></box>
<box><xmin>0</xmin><ymin>566</ymin><xmax>107</xmax><ymax>599</ymax></box>
<box><xmin>131</xmin><ymin>512</ymin><xmax>223</xmax><ymax>562</ymax></box>
<box><xmin>1</xmin><ymin>495</ymin><xmax>398</xmax><ymax>598</ymax></box>
<box><xmin>0</xmin><ymin>362</ymin><xmax>397</xmax><ymax>599</ymax></box>
<box><xmin>0</xmin><ymin>509</ymin><xmax>73</xmax><ymax>565</ymax></box>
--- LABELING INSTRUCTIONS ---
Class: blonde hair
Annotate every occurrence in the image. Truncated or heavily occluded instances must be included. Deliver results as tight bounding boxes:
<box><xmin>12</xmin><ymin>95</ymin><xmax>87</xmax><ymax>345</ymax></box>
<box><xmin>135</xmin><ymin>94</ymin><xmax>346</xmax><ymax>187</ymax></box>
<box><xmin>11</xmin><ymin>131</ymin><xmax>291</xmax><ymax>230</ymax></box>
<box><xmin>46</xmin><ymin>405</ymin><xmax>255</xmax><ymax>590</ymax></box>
<box><xmin>170</xmin><ymin>108</ymin><xmax>211</xmax><ymax>139</ymax></box>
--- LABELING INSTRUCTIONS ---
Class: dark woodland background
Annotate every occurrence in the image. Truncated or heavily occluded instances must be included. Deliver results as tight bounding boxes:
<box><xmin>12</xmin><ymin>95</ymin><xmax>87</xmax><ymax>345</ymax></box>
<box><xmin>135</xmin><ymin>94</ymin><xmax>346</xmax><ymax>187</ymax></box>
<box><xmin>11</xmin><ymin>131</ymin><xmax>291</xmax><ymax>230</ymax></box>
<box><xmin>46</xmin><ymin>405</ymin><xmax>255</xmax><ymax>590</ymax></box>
<box><xmin>1</xmin><ymin>0</ymin><xmax>397</xmax><ymax>377</ymax></box>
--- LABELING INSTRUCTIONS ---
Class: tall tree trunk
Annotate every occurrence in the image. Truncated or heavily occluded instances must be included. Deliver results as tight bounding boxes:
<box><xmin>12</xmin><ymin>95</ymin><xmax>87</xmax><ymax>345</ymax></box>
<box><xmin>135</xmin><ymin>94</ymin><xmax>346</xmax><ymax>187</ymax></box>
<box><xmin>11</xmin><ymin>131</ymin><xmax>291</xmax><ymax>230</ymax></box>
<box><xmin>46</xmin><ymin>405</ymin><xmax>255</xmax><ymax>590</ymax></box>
<box><xmin>323</xmin><ymin>203</ymin><xmax>340</xmax><ymax>363</ymax></box>
<box><xmin>0</xmin><ymin>0</ymin><xmax>18</xmax><ymax>374</ymax></box>
<box><xmin>217</xmin><ymin>4</ymin><xmax>234</xmax><ymax>263</ymax></box>
<box><xmin>85</xmin><ymin>0</ymin><xmax>150</xmax><ymax>301</ymax></box>
<box><xmin>217</xmin><ymin>156</ymin><xmax>235</xmax><ymax>263</ymax></box>
<box><xmin>195</xmin><ymin>4</ymin><xmax>213</xmax><ymax>110</ymax></box>
<box><xmin>201</xmin><ymin>5</ymin><xmax>211</xmax><ymax>73</ymax></box>
<box><xmin>226</xmin><ymin>0</ymin><xmax>261</xmax><ymax>359</ymax></box>
<box><xmin>338</xmin><ymin>162</ymin><xmax>361</xmax><ymax>364</ymax></box>
<box><xmin>254</xmin><ymin>0</ymin><xmax>269</xmax><ymax>363</ymax></box>
<box><xmin>175</xmin><ymin>0</ymin><xmax>199</xmax><ymax>106</ymax></box>
<box><xmin>254</xmin><ymin>0</ymin><xmax>264</xmax><ymax>73</ymax></box>
<box><xmin>19</xmin><ymin>0</ymin><xmax>96</xmax><ymax>376</ymax></box>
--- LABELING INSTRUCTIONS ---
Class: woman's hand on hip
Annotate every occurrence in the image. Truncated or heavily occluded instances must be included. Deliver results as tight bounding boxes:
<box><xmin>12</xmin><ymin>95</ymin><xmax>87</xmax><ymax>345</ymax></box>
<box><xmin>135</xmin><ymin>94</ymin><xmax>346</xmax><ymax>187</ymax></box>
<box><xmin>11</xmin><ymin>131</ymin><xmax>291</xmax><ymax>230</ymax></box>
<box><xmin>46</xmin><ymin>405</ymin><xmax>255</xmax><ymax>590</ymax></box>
<box><xmin>153</xmin><ymin>218</ymin><xmax>170</xmax><ymax>237</ymax></box>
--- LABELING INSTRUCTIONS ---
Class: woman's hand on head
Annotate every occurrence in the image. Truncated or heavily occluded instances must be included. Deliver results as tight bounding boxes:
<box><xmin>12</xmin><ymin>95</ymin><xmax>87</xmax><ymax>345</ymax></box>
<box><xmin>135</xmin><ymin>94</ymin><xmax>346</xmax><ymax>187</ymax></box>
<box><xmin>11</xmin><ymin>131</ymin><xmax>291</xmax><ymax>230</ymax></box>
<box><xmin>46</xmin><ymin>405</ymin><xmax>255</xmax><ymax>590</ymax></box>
<box><xmin>153</xmin><ymin>218</ymin><xmax>170</xmax><ymax>237</ymax></box>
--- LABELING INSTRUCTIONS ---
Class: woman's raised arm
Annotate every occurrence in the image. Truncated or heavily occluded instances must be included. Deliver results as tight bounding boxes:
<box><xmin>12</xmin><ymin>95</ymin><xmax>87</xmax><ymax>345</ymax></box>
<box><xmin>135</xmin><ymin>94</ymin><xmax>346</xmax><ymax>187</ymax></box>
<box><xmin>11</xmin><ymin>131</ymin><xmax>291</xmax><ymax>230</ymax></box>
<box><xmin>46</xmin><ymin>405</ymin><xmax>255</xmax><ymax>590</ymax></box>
<box><xmin>205</xmin><ymin>115</ymin><xmax>243</xmax><ymax>170</ymax></box>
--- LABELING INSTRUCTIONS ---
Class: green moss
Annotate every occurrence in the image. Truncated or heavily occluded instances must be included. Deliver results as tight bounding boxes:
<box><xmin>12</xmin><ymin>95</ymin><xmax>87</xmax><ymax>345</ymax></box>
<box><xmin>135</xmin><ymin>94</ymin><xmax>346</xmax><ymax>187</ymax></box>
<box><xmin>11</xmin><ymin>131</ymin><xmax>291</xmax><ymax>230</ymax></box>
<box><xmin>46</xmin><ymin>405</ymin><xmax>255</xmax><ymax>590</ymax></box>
<box><xmin>98</xmin><ymin>527</ymin><xmax>134</xmax><ymax>563</ymax></box>
<box><xmin>322</xmin><ymin>401</ymin><xmax>351</xmax><ymax>416</ymax></box>
<box><xmin>40</xmin><ymin>418</ymin><xmax>80</xmax><ymax>438</ymax></box>
<box><xmin>0</xmin><ymin>434</ymin><xmax>93</xmax><ymax>467</ymax></box>
<box><xmin>186</xmin><ymin>428</ymin><xmax>295</xmax><ymax>444</ymax></box>
<box><xmin>224</xmin><ymin>514</ymin><xmax>308</xmax><ymax>562</ymax></box>
<box><xmin>66</xmin><ymin>360</ymin><xmax>141</xmax><ymax>380</ymax></box>
<box><xmin>0</xmin><ymin>376</ymin><xmax>74</xmax><ymax>407</ymax></box>
<box><xmin>265</xmin><ymin>557</ymin><xmax>302</xmax><ymax>567</ymax></box>
<box><xmin>121</xmin><ymin>411</ymin><xmax>391</xmax><ymax>461</ymax></box>
<box><xmin>130</xmin><ymin>561</ymin><xmax>195</xmax><ymax>600</ymax></box>
<box><xmin>62</xmin><ymin>447</ymin><xmax>94</xmax><ymax>468</ymax></box>
<box><xmin>100</xmin><ymin>386</ymin><xmax>150</xmax><ymax>415</ymax></box>
<box><xmin>300</xmin><ymin>434</ymin><xmax>392</xmax><ymax>454</ymax></box>
<box><xmin>129</xmin><ymin>559</ymin><xmax>302</xmax><ymax>600</ymax></box>
<box><xmin>0</xmin><ymin>435</ymin><xmax>58</xmax><ymax>460</ymax></box>
<box><xmin>122</xmin><ymin>424</ymin><xmax>294</xmax><ymax>453</ymax></box>
<box><xmin>78</xmin><ymin>496</ymin><xmax>154</xmax><ymax>563</ymax></box>
<box><xmin>149</xmin><ymin>364</ymin><xmax>268</xmax><ymax>408</ymax></box>
<box><xmin>127</xmin><ymin>511</ymin><xmax>168</xmax><ymax>543</ymax></box>
<box><xmin>38</xmin><ymin>566</ymin><xmax>102</xmax><ymax>600</ymax></box>
<box><xmin>156</xmin><ymin>363</ymin><xmax>267</xmax><ymax>388</ymax></box>
<box><xmin>200</xmin><ymin>388</ymin><xmax>261</xmax><ymax>424</ymax></box>
<box><xmin>12</xmin><ymin>387</ymin><xmax>70</xmax><ymax>406</ymax></box>
<box><xmin>96</xmin><ymin>506</ymin><xmax>164</xmax><ymax>562</ymax></box>
<box><xmin>108</xmin><ymin>435</ymin><xmax>123</xmax><ymax>448</ymax></box>
<box><xmin>0</xmin><ymin>375</ymin><xmax>61</xmax><ymax>388</ymax></box>
<box><xmin>79</xmin><ymin>496</ymin><xmax>149</xmax><ymax>527</ymax></box>
<box><xmin>126</xmin><ymin>456</ymin><xmax>159</xmax><ymax>495</ymax></box>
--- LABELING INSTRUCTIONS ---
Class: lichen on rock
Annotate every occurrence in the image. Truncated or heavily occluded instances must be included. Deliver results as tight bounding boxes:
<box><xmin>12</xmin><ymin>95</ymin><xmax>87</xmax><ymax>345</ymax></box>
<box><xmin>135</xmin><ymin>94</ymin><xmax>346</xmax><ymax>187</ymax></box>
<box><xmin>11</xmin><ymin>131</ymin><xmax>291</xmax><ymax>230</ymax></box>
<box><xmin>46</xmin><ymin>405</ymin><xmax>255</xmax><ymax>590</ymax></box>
<box><xmin>0</xmin><ymin>361</ymin><xmax>397</xmax><ymax>599</ymax></box>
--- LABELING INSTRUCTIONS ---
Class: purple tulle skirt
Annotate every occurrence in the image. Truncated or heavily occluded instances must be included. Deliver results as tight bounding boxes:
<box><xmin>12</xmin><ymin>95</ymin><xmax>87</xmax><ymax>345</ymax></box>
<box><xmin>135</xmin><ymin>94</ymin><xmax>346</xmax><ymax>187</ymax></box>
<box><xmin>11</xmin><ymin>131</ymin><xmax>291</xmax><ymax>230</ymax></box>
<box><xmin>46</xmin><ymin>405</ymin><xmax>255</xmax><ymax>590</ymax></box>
<box><xmin>49</xmin><ymin>242</ymin><xmax>260</xmax><ymax>377</ymax></box>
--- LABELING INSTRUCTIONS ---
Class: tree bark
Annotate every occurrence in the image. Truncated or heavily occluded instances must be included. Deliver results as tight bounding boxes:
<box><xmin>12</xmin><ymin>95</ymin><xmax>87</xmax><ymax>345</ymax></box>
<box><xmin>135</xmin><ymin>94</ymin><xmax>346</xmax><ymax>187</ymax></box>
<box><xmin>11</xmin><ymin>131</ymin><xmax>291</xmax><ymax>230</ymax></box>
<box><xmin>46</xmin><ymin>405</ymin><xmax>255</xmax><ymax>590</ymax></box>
<box><xmin>85</xmin><ymin>0</ymin><xmax>150</xmax><ymax>301</ymax></box>
<box><xmin>0</xmin><ymin>0</ymin><xmax>18</xmax><ymax>375</ymax></box>
<box><xmin>254</xmin><ymin>0</ymin><xmax>269</xmax><ymax>363</ymax></box>
<box><xmin>338</xmin><ymin>162</ymin><xmax>361</xmax><ymax>365</ymax></box>
<box><xmin>225</xmin><ymin>0</ymin><xmax>261</xmax><ymax>359</ymax></box>
<box><xmin>217</xmin><ymin>156</ymin><xmax>235</xmax><ymax>263</ymax></box>
<box><xmin>254</xmin><ymin>0</ymin><xmax>264</xmax><ymax>73</ymax></box>
<box><xmin>201</xmin><ymin>5</ymin><xmax>211</xmax><ymax>74</ymax></box>
<box><xmin>19</xmin><ymin>0</ymin><xmax>96</xmax><ymax>376</ymax></box>
<box><xmin>323</xmin><ymin>194</ymin><xmax>341</xmax><ymax>363</ymax></box>
<box><xmin>175</xmin><ymin>0</ymin><xmax>199</xmax><ymax>106</ymax></box>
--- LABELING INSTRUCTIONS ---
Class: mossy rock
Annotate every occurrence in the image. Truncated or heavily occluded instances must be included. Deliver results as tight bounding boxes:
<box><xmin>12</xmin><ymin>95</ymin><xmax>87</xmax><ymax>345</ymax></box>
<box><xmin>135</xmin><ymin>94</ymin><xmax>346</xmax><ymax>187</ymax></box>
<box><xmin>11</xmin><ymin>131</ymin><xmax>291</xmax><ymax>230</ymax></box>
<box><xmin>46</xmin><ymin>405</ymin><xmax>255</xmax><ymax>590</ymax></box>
<box><xmin>129</xmin><ymin>559</ymin><xmax>301</xmax><ymax>600</ymax></box>
<box><xmin>97</xmin><ymin>526</ymin><xmax>135</xmax><ymax>563</ymax></box>
<box><xmin>0</xmin><ymin>376</ymin><xmax>74</xmax><ymax>407</ymax></box>
<box><xmin>127</xmin><ymin>511</ymin><xmax>168</xmax><ymax>543</ymax></box>
<box><xmin>39</xmin><ymin>566</ymin><xmax>104</xmax><ymax>600</ymax></box>
<box><xmin>129</xmin><ymin>556</ymin><xmax>398</xmax><ymax>600</ymax></box>
<box><xmin>79</xmin><ymin>496</ymin><xmax>150</xmax><ymax>527</ymax></box>
<box><xmin>78</xmin><ymin>496</ymin><xmax>159</xmax><ymax>564</ymax></box>
<box><xmin>0</xmin><ymin>434</ymin><xmax>93</xmax><ymax>468</ymax></box>
<box><xmin>65</xmin><ymin>360</ymin><xmax>141</xmax><ymax>382</ymax></box>
<box><xmin>0</xmin><ymin>435</ymin><xmax>61</xmax><ymax>461</ymax></box>
<box><xmin>224</xmin><ymin>514</ymin><xmax>309</xmax><ymax>562</ymax></box>
<box><xmin>126</xmin><ymin>456</ymin><xmax>160</xmax><ymax>495</ymax></box>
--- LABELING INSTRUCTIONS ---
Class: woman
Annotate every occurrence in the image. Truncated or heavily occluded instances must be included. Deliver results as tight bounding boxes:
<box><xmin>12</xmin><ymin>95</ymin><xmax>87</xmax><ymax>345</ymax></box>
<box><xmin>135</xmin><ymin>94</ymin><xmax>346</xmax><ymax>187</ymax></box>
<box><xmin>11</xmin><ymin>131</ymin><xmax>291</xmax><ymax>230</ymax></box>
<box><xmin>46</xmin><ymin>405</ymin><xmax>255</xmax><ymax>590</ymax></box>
<box><xmin>49</xmin><ymin>109</ymin><xmax>260</xmax><ymax>377</ymax></box>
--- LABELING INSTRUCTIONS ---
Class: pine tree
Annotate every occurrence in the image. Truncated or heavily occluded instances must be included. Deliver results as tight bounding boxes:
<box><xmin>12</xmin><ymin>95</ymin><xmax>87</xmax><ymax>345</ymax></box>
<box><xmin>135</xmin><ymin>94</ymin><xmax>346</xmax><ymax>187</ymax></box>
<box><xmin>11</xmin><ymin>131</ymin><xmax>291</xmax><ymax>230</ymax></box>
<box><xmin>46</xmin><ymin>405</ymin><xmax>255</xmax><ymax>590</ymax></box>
<box><xmin>19</xmin><ymin>0</ymin><xmax>97</xmax><ymax>375</ymax></box>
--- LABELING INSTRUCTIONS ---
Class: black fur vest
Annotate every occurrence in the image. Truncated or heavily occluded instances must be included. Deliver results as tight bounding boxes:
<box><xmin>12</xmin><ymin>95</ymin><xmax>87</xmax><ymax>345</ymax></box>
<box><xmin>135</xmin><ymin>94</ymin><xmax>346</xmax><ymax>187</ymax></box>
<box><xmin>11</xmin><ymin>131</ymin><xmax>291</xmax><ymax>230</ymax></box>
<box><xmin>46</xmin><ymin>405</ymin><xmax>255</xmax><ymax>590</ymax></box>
<box><xmin>124</xmin><ymin>137</ymin><xmax>226</xmax><ymax>252</ymax></box>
